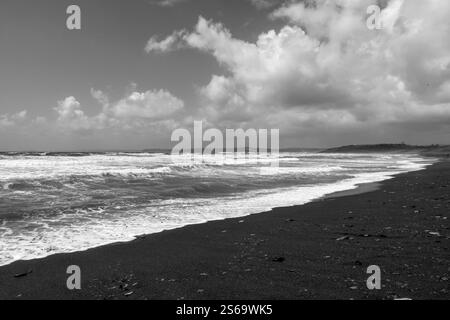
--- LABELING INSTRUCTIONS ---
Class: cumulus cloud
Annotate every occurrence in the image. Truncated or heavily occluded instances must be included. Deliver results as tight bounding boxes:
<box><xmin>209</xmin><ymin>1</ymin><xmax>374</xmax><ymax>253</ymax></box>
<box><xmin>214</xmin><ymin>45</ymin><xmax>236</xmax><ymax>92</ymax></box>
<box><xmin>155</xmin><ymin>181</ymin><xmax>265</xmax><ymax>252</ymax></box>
<box><xmin>52</xmin><ymin>88</ymin><xmax>184</xmax><ymax>133</ymax></box>
<box><xmin>146</xmin><ymin>0</ymin><xmax>450</xmax><ymax>143</ymax></box>
<box><xmin>55</xmin><ymin>97</ymin><xmax>88</xmax><ymax>123</ymax></box>
<box><xmin>111</xmin><ymin>90</ymin><xmax>184</xmax><ymax>119</ymax></box>
<box><xmin>54</xmin><ymin>96</ymin><xmax>107</xmax><ymax>132</ymax></box>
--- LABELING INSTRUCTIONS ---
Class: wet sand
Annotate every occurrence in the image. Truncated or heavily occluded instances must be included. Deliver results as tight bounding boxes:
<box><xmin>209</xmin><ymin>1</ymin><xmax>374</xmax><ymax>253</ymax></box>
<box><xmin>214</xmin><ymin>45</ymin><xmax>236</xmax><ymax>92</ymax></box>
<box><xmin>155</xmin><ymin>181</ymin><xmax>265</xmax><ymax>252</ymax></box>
<box><xmin>0</xmin><ymin>161</ymin><xmax>449</xmax><ymax>300</ymax></box>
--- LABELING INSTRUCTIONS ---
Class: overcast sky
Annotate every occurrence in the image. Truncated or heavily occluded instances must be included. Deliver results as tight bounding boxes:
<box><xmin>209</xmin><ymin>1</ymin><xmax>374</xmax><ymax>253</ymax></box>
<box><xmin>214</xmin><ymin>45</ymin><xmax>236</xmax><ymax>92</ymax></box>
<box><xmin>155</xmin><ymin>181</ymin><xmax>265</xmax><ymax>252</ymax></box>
<box><xmin>0</xmin><ymin>0</ymin><xmax>449</xmax><ymax>151</ymax></box>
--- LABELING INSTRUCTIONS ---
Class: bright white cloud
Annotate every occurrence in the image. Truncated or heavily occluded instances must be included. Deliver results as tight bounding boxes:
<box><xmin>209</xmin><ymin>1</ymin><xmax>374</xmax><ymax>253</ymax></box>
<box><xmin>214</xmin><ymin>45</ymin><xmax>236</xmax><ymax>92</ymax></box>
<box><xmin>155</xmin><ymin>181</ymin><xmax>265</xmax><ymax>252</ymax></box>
<box><xmin>55</xmin><ymin>97</ymin><xmax>85</xmax><ymax>121</ymax></box>
<box><xmin>52</xmin><ymin>88</ymin><xmax>184</xmax><ymax>133</ymax></box>
<box><xmin>54</xmin><ymin>97</ymin><xmax>96</xmax><ymax>131</ymax></box>
<box><xmin>109</xmin><ymin>90</ymin><xmax>185</xmax><ymax>119</ymax></box>
<box><xmin>146</xmin><ymin>0</ymin><xmax>450</xmax><ymax>144</ymax></box>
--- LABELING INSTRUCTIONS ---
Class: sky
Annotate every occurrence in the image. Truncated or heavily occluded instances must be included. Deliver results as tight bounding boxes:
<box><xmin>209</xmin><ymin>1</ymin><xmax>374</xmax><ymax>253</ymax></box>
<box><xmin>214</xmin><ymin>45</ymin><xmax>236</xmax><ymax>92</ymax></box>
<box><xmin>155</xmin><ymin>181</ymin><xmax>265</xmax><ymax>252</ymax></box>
<box><xmin>0</xmin><ymin>0</ymin><xmax>449</xmax><ymax>151</ymax></box>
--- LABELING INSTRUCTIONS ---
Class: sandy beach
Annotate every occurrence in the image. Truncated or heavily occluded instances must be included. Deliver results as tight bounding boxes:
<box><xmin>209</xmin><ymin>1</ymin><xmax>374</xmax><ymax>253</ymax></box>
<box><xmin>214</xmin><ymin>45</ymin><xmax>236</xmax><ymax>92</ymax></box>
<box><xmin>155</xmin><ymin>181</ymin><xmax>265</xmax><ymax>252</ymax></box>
<box><xmin>0</xmin><ymin>160</ymin><xmax>448</xmax><ymax>300</ymax></box>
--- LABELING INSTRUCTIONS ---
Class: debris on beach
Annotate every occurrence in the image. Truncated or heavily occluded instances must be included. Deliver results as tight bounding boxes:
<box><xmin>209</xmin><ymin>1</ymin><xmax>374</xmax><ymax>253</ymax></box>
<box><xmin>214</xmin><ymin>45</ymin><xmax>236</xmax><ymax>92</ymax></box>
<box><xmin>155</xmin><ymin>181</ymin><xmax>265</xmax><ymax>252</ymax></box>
<box><xmin>272</xmin><ymin>257</ymin><xmax>285</xmax><ymax>263</ymax></box>
<box><xmin>13</xmin><ymin>270</ymin><xmax>32</xmax><ymax>278</ymax></box>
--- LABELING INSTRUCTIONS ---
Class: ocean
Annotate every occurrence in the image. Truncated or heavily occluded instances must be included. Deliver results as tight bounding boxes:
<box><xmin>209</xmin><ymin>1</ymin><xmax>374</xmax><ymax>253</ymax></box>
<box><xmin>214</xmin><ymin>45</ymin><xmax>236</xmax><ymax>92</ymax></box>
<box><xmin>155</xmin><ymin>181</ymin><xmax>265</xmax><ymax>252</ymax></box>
<box><xmin>0</xmin><ymin>151</ymin><xmax>433</xmax><ymax>266</ymax></box>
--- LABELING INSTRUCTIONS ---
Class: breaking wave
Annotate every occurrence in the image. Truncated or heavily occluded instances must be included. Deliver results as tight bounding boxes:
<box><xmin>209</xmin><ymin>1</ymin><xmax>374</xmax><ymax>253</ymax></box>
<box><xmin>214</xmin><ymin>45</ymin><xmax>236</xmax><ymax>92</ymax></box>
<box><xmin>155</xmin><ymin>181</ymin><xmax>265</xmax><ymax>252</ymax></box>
<box><xmin>0</xmin><ymin>151</ymin><xmax>434</xmax><ymax>266</ymax></box>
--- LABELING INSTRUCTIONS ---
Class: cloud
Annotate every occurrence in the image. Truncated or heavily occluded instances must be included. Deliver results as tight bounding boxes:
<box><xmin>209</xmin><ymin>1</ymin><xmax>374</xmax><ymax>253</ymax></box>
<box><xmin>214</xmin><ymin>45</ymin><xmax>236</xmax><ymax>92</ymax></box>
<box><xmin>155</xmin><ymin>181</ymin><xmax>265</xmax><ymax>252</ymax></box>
<box><xmin>12</xmin><ymin>110</ymin><xmax>27</xmax><ymax>121</ymax></box>
<box><xmin>145</xmin><ymin>30</ymin><xmax>187</xmax><ymax>53</ymax></box>
<box><xmin>0</xmin><ymin>110</ymin><xmax>27</xmax><ymax>128</ymax></box>
<box><xmin>0</xmin><ymin>116</ymin><xmax>14</xmax><ymax>128</ymax></box>
<box><xmin>248</xmin><ymin>0</ymin><xmax>283</xmax><ymax>10</ymax></box>
<box><xmin>151</xmin><ymin>0</ymin><xmax>188</xmax><ymax>7</ymax></box>
<box><xmin>90</xmin><ymin>88</ymin><xmax>109</xmax><ymax>108</ymax></box>
<box><xmin>147</xmin><ymin>0</ymin><xmax>450</xmax><ymax>144</ymax></box>
<box><xmin>52</xmin><ymin>87</ymin><xmax>184</xmax><ymax>133</ymax></box>
<box><xmin>33</xmin><ymin>116</ymin><xmax>48</xmax><ymax>126</ymax></box>
<box><xmin>0</xmin><ymin>87</ymin><xmax>184</xmax><ymax>149</ymax></box>
<box><xmin>55</xmin><ymin>97</ymin><xmax>86</xmax><ymax>122</ymax></box>
<box><xmin>108</xmin><ymin>90</ymin><xmax>184</xmax><ymax>119</ymax></box>
<box><xmin>54</xmin><ymin>97</ymin><xmax>98</xmax><ymax>131</ymax></box>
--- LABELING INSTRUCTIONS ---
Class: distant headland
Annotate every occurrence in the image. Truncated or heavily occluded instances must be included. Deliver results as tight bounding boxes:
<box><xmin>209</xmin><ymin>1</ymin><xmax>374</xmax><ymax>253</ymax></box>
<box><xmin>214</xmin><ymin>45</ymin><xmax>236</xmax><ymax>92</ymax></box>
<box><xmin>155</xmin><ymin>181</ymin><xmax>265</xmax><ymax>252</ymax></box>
<box><xmin>321</xmin><ymin>144</ymin><xmax>450</xmax><ymax>157</ymax></box>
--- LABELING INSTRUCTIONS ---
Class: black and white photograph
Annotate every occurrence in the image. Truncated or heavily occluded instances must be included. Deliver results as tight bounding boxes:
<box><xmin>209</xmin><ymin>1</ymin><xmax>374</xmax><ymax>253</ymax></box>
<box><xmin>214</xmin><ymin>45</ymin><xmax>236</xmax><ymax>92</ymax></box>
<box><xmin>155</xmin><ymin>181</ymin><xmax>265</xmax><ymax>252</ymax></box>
<box><xmin>0</xmin><ymin>0</ymin><xmax>449</xmax><ymax>305</ymax></box>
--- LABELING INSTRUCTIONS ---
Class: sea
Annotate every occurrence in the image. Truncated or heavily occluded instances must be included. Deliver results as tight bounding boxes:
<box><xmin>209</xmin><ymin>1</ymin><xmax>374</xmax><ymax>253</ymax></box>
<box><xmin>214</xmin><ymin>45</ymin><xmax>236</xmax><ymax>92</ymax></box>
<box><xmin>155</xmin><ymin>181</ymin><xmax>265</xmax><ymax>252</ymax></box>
<box><xmin>0</xmin><ymin>151</ymin><xmax>434</xmax><ymax>266</ymax></box>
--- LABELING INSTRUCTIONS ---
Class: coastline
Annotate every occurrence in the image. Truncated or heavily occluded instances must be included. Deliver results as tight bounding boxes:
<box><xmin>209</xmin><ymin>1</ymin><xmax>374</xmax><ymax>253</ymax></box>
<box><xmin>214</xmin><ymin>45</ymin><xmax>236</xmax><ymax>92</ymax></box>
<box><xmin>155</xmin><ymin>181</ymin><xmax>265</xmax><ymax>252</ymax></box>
<box><xmin>0</xmin><ymin>154</ymin><xmax>430</xmax><ymax>268</ymax></box>
<box><xmin>0</xmin><ymin>160</ymin><xmax>449</xmax><ymax>300</ymax></box>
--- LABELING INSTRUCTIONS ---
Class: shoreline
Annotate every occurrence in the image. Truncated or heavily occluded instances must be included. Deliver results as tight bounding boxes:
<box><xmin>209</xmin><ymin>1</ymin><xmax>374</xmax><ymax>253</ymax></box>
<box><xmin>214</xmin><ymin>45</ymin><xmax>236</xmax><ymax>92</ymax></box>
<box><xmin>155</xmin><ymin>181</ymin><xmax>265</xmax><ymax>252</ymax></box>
<box><xmin>0</xmin><ymin>180</ymin><xmax>384</xmax><ymax>269</ymax></box>
<box><xmin>0</xmin><ymin>162</ymin><xmax>430</xmax><ymax>268</ymax></box>
<box><xmin>0</xmin><ymin>160</ymin><xmax>449</xmax><ymax>299</ymax></box>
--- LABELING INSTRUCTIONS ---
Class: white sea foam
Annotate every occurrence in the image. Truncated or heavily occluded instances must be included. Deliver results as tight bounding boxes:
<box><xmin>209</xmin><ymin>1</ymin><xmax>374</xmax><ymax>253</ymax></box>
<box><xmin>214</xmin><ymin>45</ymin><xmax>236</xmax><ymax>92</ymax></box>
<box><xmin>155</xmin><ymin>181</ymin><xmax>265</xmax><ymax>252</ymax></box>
<box><xmin>0</xmin><ymin>152</ymin><xmax>435</xmax><ymax>266</ymax></box>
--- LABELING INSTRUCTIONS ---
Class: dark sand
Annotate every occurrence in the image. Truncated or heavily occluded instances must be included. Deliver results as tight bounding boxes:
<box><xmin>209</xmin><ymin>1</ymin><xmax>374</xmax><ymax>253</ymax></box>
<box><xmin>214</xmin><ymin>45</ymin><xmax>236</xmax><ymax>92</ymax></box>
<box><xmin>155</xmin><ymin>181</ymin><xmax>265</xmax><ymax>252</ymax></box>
<box><xmin>0</xmin><ymin>161</ymin><xmax>449</xmax><ymax>300</ymax></box>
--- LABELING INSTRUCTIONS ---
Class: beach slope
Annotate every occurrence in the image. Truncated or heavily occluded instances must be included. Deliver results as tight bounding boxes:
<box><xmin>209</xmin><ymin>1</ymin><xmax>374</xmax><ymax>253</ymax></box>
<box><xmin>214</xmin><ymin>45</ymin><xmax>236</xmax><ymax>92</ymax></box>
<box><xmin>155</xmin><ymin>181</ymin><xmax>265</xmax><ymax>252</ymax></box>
<box><xmin>0</xmin><ymin>162</ymin><xmax>449</xmax><ymax>300</ymax></box>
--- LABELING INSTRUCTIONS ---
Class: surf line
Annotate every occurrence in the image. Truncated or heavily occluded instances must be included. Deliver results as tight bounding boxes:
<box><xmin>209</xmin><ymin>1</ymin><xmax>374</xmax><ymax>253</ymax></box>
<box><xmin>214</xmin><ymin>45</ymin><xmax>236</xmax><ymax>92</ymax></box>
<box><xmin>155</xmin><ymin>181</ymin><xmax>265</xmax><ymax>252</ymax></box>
<box><xmin>171</xmin><ymin>120</ymin><xmax>280</xmax><ymax>171</ymax></box>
